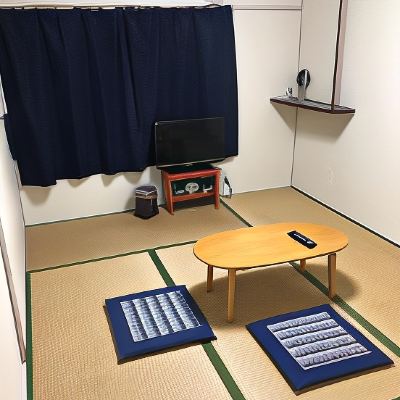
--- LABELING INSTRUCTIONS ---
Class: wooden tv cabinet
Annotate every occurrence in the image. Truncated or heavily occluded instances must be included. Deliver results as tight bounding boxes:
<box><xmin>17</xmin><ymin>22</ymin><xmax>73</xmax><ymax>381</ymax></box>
<box><xmin>160</xmin><ymin>164</ymin><xmax>220</xmax><ymax>215</ymax></box>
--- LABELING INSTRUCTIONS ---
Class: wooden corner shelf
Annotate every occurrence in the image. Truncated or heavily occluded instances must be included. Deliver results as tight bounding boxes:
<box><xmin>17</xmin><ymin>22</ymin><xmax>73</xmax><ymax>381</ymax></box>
<box><xmin>270</xmin><ymin>96</ymin><xmax>355</xmax><ymax>114</ymax></box>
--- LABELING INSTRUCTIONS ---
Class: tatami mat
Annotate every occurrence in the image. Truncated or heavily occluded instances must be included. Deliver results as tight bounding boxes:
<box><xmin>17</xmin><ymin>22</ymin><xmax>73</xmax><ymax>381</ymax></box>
<box><xmin>157</xmin><ymin>243</ymin><xmax>400</xmax><ymax>400</ymax></box>
<box><xmin>30</xmin><ymin>252</ymin><xmax>231</xmax><ymax>400</ymax></box>
<box><xmin>28</xmin><ymin>187</ymin><xmax>400</xmax><ymax>400</ymax></box>
<box><xmin>26</xmin><ymin>205</ymin><xmax>244</xmax><ymax>271</ymax></box>
<box><xmin>223</xmin><ymin>187</ymin><xmax>400</xmax><ymax>345</ymax></box>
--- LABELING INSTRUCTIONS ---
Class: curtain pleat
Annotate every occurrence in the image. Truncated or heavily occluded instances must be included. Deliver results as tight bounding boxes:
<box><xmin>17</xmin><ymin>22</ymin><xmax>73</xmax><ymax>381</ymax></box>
<box><xmin>0</xmin><ymin>6</ymin><xmax>238</xmax><ymax>186</ymax></box>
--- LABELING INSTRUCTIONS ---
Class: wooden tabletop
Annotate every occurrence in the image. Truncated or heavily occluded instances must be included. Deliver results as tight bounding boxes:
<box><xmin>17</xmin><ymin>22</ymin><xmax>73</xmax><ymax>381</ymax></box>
<box><xmin>193</xmin><ymin>222</ymin><xmax>348</xmax><ymax>269</ymax></box>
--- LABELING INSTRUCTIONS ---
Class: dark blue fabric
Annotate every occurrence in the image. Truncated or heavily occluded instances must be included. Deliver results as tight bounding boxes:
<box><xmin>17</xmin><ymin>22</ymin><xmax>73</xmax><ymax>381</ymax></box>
<box><xmin>0</xmin><ymin>7</ymin><xmax>238</xmax><ymax>186</ymax></box>
<box><xmin>105</xmin><ymin>285</ymin><xmax>216</xmax><ymax>361</ymax></box>
<box><xmin>247</xmin><ymin>304</ymin><xmax>393</xmax><ymax>392</ymax></box>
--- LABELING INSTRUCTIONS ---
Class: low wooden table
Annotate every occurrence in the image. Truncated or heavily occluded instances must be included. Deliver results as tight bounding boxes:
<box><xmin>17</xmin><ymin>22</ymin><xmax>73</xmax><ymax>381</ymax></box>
<box><xmin>193</xmin><ymin>222</ymin><xmax>348</xmax><ymax>322</ymax></box>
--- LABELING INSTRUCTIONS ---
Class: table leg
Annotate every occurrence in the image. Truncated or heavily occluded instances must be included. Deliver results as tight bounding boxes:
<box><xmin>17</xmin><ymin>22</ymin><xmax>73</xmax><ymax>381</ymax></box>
<box><xmin>328</xmin><ymin>253</ymin><xmax>336</xmax><ymax>299</ymax></box>
<box><xmin>227</xmin><ymin>269</ymin><xmax>236</xmax><ymax>322</ymax></box>
<box><xmin>300</xmin><ymin>259</ymin><xmax>306</xmax><ymax>272</ymax></box>
<box><xmin>207</xmin><ymin>265</ymin><xmax>213</xmax><ymax>292</ymax></box>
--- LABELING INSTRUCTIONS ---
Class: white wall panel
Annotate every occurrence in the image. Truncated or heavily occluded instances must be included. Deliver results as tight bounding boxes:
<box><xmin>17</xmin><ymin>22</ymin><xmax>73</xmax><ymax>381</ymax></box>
<box><xmin>0</xmin><ymin>255</ymin><xmax>26</xmax><ymax>400</ymax></box>
<box><xmin>293</xmin><ymin>0</ymin><xmax>400</xmax><ymax>244</ymax></box>
<box><xmin>0</xmin><ymin>120</ymin><xmax>25</xmax><ymax>340</ymax></box>
<box><xmin>21</xmin><ymin>168</ymin><xmax>162</xmax><ymax>225</ymax></box>
<box><xmin>220</xmin><ymin>9</ymin><xmax>300</xmax><ymax>193</ymax></box>
<box><xmin>298</xmin><ymin>0</ymin><xmax>340</xmax><ymax>103</ymax></box>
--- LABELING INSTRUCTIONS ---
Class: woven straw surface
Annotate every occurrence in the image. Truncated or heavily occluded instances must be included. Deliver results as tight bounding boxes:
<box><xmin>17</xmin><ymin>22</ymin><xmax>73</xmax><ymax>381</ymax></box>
<box><xmin>157</xmin><ymin>243</ymin><xmax>399</xmax><ymax>400</ymax></box>
<box><xmin>29</xmin><ymin>187</ymin><xmax>400</xmax><ymax>400</ymax></box>
<box><xmin>224</xmin><ymin>187</ymin><xmax>400</xmax><ymax>344</ymax></box>
<box><xmin>27</xmin><ymin>204</ymin><xmax>244</xmax><ymax>271</ymax></box>
<box><xmin>30</xmin><ymin>252</ymin><xmax>231</xmax><ymax>400</ymax></box>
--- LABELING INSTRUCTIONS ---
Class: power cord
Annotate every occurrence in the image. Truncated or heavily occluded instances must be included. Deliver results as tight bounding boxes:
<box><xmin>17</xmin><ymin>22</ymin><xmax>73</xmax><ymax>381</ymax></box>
<box><xmin>224</xmin><ymin>176</ymin><xmax>232</xmax><ymax>199</ymax></box>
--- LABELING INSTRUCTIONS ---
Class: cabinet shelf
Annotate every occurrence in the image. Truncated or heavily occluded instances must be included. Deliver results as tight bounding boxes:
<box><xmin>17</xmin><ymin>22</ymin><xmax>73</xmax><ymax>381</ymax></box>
<box><xmin>270</xmin><ymin>96</ymin><xmax>355</xmax><ymax>114</ymax></box>
<box><xmin>161</xmin><ymin>165</ymin><xmax>220</xmax><ymax>215</ymax></box>
<box><xmin>172</xmin><ymin>191</ymin><xmax>215</xmax><ymax>203</ymax></box>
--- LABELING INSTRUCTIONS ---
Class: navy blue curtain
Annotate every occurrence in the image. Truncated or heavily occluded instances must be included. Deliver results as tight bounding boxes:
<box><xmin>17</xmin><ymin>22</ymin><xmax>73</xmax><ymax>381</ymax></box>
<box><xmin>0</xmin><ymin>6</ymin><xmax>238</xmax><ymax>186</ymax></box>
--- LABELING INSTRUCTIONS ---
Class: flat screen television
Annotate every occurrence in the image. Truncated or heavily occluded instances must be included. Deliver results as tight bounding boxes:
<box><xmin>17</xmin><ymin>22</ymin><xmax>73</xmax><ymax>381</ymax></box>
<box><xmin>155</xmin><ymin>117</ymin><xmax>225</xmax><ymax>167</ymax></box>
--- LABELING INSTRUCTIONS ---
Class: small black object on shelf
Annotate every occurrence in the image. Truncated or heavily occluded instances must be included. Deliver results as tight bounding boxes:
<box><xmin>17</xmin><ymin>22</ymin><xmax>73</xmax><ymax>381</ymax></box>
<box><xmin>297</xmin><ymin>69</ymin><xmax>311</xmax><ymax>88</ymax></box>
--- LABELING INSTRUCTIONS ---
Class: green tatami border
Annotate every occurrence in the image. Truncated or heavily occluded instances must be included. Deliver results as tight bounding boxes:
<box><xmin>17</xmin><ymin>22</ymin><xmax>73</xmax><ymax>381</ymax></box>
<box><xmin>148</xmin><ymin>249</ymin><xmax>246</xmax><ymax>400</ymax></box>
<box><xmin>28</xmin><ymin>239</ymin><xmax>197</xmax><ymax>274</ymax></box>
<box><xmin>27</xmin><ymin>195</ymin><xmax>399</xmax><ymax>400</ymax></box>
<box><xmin>220</xmin><ymin>199</ymin><xmax>252</xmax><ymax>227</ymax></box>
<box><xmin>220</xmin><ymin>198</ymin><xmax>400</xmax><ymax>358</ymax></box>
<box><xmin>293</xmin><ymin>186</ymin><xmax>400</xmax><ymax>250</ymax></box>
<box><xmin>148</xmin><ymin>249</ymin><xmax>175</xmax><ymax>287</ymax></box>
<box><xmin>290</xmin><ymin>261</ymin><xmax>400</xmax><ymax>357</ymax></box>
<box><xmin>25</xmin><ymin>204</ymin><xmax>170</xmax><ymax>228</ymax></box>
<box><xmin>27</xmin><ymin>248</ymin><xmax>246</xmax><ymax>400</ymax></box>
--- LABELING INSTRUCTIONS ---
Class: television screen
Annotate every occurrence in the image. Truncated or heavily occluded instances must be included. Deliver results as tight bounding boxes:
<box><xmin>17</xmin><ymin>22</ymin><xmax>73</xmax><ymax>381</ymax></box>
<box><xmin>155</xmin><ymin>117</ymin><xmax>225</xmax><ymax>167</ymax></box>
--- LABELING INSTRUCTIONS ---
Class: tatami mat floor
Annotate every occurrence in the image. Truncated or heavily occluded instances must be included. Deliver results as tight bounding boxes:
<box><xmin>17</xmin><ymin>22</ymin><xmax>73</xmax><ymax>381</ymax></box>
<box><xmin>223</xmin><ymin>187</ymin><xmax>400</xmax><ymax>345</ymax></box>
<box><xmin>27</xmin><ymin>187</ymin><xmax>400</xmax><ymax>400</ymax></box>
<box><xmin>29</xmin><ymin>253</ymin><xmax>231</xmax><ymax>400</ymax></box>
<box><xmin>26</xmin><ymin>204</ymin><xmax>244</xmax><ymax>271</ymax></box>
<box><xmin>157</xmin><ymin>243</ymin><xmax>400</xmax><ymax>400</ymax></box>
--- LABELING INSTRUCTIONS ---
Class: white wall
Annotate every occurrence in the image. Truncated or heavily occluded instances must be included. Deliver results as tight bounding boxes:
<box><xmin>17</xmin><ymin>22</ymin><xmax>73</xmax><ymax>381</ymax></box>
<box><xmin>20</xmin><ymin>169</ymin><xmax>162</xmax><ymax>224</ymax></box>
<box><xmin>293</xmin><ymin>0</ymin><xmax>400</xmax><ymax>245</ymax></box>
<box><xmin>0</xmin><ymin>120</ymin><xmax>26</xmax><ymax>340</ymax></box>
<box><xmin>0</xmin><ymin>102</ymin><xmax>26</xmax><ymax>400</ymax></box>
<box><xmin>220</xmin><ymin>8</ymin><xmax>300</xmax><ymax>193</ymax></box>
<box><xmin>0</xmin><ymin>254</ymin><xmax>26</xmax><ymax>400</ymax></box>
<box><xmin>298</xmin><ymin>0</ymin><xmax>340</xmax><ymax>103</ymax></box>
<box><xmin>20</xmin><ymin>5</ymin><xmax>301</xmax><ymax>224</ymax></box>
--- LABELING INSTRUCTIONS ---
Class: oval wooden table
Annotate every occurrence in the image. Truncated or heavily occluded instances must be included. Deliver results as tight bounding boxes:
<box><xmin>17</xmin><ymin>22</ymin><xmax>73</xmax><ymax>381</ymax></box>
<box><xmin>193</xmin><ymin>222</ymin><xmax>348</xmax><ymax>322</ymax></box>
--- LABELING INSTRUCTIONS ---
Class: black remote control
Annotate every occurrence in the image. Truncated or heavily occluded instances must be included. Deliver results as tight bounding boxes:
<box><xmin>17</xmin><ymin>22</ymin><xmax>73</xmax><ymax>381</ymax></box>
<box><xmin>287</xmin><ymin>230</ymin><xmax>317</xmax><ymax>249</ymax></box>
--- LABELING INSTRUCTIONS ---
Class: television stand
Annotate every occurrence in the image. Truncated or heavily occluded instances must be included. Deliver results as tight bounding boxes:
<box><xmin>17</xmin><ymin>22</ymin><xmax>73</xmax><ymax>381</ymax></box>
<box><xmin>161</xmin><ymin>162</ymin><xmax>213</xmax><ymax>174</ymax></box>
<box><xmin>160</xmin><ymin>164</ymin><xmax>220</xmax><ymax>215</ymax></box>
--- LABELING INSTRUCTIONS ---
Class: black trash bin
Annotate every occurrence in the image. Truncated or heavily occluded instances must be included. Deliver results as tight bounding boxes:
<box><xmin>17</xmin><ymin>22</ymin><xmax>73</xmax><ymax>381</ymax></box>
<box><xmin>134</xmin><ymin>185</ymin><xmax>159</xmax><ymax>219</ymax></box>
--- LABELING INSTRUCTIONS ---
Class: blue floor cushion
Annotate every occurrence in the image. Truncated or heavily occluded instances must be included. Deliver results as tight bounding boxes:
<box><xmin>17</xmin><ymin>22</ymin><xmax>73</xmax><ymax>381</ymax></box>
<box><xmin>247</xmin><ymin>304</ymin><xmax>393</xmax><ymax>392</ymax></box>
<box><xmin>106</xmin><ymin>285</ymin><xmax>216</xmax><ymax>361</ymax></box>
